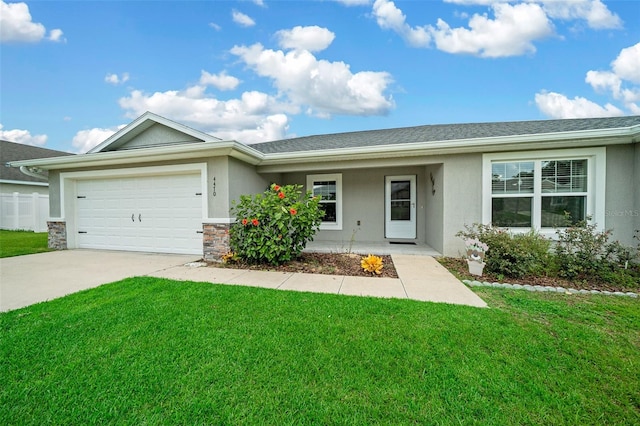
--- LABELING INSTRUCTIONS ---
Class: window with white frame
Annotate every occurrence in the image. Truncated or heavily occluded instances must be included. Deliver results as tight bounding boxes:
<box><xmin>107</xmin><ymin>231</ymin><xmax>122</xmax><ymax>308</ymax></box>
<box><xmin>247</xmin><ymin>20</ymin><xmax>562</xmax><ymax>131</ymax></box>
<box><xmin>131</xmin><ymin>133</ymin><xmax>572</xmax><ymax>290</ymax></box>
<box><xmin>483</xmin><ymin>148</ymin><xmax>605</xmax><ymax>232</ymax></box>
<box><xmin>307</xmin><ymin>173</ymin><xmax>342</xmax><ymax>230</ymax></box>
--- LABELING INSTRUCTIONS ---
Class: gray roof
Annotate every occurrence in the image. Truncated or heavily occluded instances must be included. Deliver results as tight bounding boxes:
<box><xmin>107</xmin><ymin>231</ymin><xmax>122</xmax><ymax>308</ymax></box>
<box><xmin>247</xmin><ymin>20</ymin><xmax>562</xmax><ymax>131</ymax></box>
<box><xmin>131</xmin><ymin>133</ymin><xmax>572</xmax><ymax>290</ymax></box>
<box><xmin>251</xmin><ymin>115</ymin><xmax>640</xmax><ymax>154</ymax></box>
<box><xmin>1</xmin><ymin>140</ymin><xmax>73</xmax><ymax>183</ymax></box>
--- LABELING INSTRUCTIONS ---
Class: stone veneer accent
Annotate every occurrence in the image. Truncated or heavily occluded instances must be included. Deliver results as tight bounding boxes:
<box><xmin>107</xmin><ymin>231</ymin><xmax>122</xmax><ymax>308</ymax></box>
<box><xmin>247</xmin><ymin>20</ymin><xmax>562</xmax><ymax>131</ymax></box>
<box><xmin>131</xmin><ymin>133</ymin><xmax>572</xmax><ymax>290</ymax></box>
<box><xmin>47</xmin><ymin>221</ymin><xmax>67</xmax><ymax>250</ymax></box>
<box><xmin>203</xmin><ymin>223</ymin><xmax>230</xmax><ymax>262</ymax></box>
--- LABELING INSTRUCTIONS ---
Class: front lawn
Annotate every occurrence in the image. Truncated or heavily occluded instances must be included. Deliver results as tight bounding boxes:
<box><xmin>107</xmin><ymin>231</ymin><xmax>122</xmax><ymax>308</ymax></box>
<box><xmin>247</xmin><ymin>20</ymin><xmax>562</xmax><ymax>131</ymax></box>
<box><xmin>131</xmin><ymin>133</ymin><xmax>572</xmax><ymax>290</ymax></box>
<box><xmin>0</xmin><ymin>230</ymin><xmax>50</xmax><ymax>258</ymax></box>
<box><xmin>1</xmin><ymin>278</ymin><xmax>638</xmax><ymax>424</ymax></box>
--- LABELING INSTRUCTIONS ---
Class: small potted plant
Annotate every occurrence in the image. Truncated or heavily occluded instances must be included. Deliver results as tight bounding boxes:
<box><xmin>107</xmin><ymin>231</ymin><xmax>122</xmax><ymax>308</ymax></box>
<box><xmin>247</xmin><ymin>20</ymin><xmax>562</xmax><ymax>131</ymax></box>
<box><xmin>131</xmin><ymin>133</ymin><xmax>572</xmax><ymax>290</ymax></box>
<box><xmin>464</xmin><ymin>238</ymin><xmax>488</xmax><ymax>276</ymax></box>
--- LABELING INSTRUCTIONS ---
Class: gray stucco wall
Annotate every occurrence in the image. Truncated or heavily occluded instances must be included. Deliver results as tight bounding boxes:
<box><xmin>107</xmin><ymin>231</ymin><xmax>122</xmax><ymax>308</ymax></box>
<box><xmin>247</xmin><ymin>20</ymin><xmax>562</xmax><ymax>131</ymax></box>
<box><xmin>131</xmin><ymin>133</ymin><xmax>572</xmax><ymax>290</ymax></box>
<box><xmin>424</xmin><ymin>164</ymin><xmax>444</xmax><ymax>253</ymax></box>
<box><xmin>207</xmin><ymin>157</ymin><xmax>229</xmax><ymax>219</ymax></box>
<box><xmin>113</xmin><ymin>124</ymin><xmax>201</xmax><ymax>150</ymax></box>
<box><xmin>441</xmin><ymin>154</ymin><xmax>483</xmax><ymax>256</ymax></box>
<box><xmin>227</xmin><ymin>157</ymin><xmax>279</xmax><ymax>213</ymax></box>
<box><xmin>48</xmin><ymin>170</ymin><xmax>62</xmax><ymax>217</ymax></box>
<box><xmin>605</xmin><ymin>144</ymin><xmax>638</xmax><ymax>248</ymax></box>
<box><xmin>282</xmin><ymin>166</ymin><xmax>428</xmax><ymax>248</ymax></box>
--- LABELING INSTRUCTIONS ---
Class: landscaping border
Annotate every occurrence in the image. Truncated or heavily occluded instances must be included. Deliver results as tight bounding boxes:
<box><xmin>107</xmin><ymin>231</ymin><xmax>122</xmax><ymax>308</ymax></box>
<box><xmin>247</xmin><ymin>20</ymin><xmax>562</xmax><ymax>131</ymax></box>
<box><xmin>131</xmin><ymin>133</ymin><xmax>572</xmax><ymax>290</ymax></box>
<box><xmin>462</xmin><ymin>279</ymin><xmax>638</xmax><ymax>298</ymax></box>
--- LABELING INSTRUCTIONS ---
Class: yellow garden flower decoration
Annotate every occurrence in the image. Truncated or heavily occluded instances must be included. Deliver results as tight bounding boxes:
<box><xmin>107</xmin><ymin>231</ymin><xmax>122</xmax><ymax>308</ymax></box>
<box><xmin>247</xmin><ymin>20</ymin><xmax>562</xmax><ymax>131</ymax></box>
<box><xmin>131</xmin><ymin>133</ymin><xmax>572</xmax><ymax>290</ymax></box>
<box><xmin>361</xmin><ymin>254</ymin><xmax>383</xmax><ymax>275</ymax></box>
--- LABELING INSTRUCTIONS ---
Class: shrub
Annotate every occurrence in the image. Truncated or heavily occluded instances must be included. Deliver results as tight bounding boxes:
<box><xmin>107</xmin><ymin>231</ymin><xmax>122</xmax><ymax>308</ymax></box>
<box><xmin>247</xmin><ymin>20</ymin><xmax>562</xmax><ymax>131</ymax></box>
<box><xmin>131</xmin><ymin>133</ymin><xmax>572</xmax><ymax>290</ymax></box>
<box><xmin>361</xmin><ymin>254</ymin><xmax>383</xmax><ymax>275</ymax></box>
<box><xmin>555</xmin><ymin>219</ymin><xmax>639</xmax><ymax>285</ymax></box>
<box><xmin>457</xmin><ymin>224</ymin><xmax>552</xmax><ymax>278</ymax></box>
<box><xmin>229</xmin><ymin>183</ymin><xmax>324</xmax><ymax>265</ymax></box>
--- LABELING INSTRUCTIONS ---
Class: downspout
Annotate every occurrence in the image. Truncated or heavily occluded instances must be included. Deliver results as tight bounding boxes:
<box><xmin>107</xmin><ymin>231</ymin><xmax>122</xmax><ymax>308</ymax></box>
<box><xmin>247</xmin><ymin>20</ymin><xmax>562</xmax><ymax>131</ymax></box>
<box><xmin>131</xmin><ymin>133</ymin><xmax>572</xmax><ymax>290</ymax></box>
<box><xmin>19</xmin><ymin>165</ymin><xmax>48</xmax><ymax>180</ymax></box>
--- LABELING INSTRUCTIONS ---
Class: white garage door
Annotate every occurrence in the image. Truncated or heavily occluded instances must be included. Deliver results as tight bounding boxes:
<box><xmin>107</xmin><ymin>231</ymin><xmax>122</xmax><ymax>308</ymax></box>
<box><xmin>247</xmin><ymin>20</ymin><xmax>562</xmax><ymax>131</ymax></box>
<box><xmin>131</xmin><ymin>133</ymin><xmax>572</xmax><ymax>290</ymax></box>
<box><xmin>75</xmin><ymin>173</ymin><xmax>203</xmax><ymax>254</ymax></box>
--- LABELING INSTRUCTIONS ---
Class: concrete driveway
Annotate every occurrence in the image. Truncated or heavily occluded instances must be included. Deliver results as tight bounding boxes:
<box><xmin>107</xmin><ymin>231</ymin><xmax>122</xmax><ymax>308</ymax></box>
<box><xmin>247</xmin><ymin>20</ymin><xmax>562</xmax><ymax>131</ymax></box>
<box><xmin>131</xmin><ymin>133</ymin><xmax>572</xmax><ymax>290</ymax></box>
<box><xmin>0</xmin><ymin>250</ymin><xmax>199</xmax><ymax>312</ymax></box>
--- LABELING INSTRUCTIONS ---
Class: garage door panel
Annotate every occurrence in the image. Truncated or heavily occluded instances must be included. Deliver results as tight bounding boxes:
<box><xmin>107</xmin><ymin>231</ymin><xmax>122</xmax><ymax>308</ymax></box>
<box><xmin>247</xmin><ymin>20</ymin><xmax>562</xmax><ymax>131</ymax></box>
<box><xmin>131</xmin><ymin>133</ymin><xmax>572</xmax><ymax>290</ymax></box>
<box><xmin>75</xmin><ymin>173</ymin><xmax>202</xmax><ymax>254</ymax></box>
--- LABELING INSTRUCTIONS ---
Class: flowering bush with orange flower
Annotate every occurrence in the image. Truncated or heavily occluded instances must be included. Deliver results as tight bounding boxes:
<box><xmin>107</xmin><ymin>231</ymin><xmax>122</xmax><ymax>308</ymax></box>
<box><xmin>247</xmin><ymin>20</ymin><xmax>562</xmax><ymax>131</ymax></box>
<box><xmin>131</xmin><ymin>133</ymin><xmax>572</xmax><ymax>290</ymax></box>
<box><xmin>229</xmin><ymin>183</ymin><xmax>324</xmax><ymax>265</ymax></box>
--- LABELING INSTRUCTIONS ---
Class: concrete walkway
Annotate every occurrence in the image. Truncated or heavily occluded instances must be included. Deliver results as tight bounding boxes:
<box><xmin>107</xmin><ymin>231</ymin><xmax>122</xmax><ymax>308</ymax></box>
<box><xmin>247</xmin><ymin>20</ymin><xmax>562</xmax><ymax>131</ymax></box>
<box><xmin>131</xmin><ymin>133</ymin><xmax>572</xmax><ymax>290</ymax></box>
<box><xmin>150</xmin><ymin>254</ymin><xmax>487</xmax><ymax>308</ymax></box>
<box><xmin>1</xmin><ymin>251</ymin><xmax>487</xmax><ymax>312</ymax></box>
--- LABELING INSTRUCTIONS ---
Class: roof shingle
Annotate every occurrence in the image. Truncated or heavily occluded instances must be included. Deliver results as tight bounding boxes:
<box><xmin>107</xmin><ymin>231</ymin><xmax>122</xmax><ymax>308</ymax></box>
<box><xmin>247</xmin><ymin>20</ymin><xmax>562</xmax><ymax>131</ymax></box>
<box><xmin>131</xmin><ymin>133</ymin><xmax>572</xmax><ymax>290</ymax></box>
<box><xmin>251</xmin><ymin>115</ymin><xmax>640</xmax><ymax>154</ymax></box>
<box><xmin>1</xmin><ymin>140</ymin><xmax>73</xmax><ymax>183</ymax></box>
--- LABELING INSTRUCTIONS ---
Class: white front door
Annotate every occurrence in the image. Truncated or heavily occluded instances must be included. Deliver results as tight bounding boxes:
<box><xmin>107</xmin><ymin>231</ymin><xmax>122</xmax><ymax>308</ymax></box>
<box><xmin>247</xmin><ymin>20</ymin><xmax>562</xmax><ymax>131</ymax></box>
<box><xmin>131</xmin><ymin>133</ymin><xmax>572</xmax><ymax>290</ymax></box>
<box><xmin>385</xmin><ymin>175</ymin><xmax>416</xmax><ymax>239</ymax></box>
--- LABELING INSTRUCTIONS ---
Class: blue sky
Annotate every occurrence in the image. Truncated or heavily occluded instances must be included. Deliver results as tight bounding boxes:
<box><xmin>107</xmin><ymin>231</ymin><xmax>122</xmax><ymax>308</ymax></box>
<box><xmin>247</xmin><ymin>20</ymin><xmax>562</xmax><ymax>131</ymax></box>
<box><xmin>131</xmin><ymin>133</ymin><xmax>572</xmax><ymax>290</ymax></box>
<box><xmin>1</xmin><ymin>0</ymin><xmax>639</xmax><ymax>153</ymax></box>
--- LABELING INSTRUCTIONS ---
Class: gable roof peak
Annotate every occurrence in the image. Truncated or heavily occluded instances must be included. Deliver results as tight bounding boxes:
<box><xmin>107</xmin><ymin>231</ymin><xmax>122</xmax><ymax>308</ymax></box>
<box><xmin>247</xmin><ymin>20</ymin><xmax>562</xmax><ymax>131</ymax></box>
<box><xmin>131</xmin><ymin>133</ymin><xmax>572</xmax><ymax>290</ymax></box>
<box><xmin>88</xmin><ymin>111</ymin><xmax>223</xmax><ymax>153</ymax></box>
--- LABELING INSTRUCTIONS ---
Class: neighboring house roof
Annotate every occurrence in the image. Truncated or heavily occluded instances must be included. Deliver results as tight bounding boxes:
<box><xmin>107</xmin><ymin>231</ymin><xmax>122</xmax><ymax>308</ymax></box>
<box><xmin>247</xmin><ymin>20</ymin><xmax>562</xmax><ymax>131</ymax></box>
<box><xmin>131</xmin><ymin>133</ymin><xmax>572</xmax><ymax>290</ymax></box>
<box><xmin>1</xmin><ymin>140</ymin><xmax>73</xmax><ymax>184</ymax></box>
<box><xmin>251</xmin><ymin>115</ymin><xmax>640</xmax><ymax>154</ymax></box>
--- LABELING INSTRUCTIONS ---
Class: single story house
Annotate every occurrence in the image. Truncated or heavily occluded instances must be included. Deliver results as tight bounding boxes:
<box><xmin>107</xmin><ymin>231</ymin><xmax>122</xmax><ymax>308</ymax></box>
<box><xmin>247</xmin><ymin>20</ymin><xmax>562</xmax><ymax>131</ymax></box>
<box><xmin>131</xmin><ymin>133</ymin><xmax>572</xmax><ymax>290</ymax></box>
<box><xmin>9</xmin><ymin>112</ymin><xmax>640</xmax><ymax>260</ymax></box>
<box><xmin>1</xmin><ymin>140</ymin><xmax>73</xmax><ymax>231</ymax></box>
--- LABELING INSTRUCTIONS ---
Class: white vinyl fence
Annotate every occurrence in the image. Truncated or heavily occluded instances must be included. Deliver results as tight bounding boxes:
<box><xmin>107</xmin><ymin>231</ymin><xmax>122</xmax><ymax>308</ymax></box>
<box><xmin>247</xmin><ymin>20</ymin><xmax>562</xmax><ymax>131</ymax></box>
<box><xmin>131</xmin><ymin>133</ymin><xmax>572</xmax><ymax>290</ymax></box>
<box><xmin>0</xmin><ymin>192</ymin><xmax>49</xmax><ymax>232</ymax></box>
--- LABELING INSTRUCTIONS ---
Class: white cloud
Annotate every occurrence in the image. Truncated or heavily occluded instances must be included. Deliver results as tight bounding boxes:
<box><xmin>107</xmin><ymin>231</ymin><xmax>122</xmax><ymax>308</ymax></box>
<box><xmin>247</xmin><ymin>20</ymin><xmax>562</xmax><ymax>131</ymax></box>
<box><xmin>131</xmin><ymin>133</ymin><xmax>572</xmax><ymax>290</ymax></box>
<box><xmin>536</xmin><ymin>42</ymin><xmax>640</xmax><ymax>119</ymax></box>
<box><xmin>583</xmin><ymin>43</ymin><xmax>640</xmax><ymax>108</ymax></box>
<box><xmin>372</xmin><ymin>0</ymin><xmax>431</xmax><ymax>48</ymax></box>
<box><xmin>0</xmin><ymin>124</ymin><xmax>47</xmax><ymax>146</ymax></box>
<box><xmin>105</xmin><ymin>72</ymin><xmax>130</xmax><ymax>85</ymax></box>
<box><xmin>534</xmin><ymin>91</ymin><xmax>624</xmax><ymax>119</ymax></box>
<box><xmin>209</xmin><ymin>22</ymin><xmax>221</xmax><ymax>31</ymax></box>
<box><xmin>612</xmin><ymin>43</ymin><xmax>640</xmax><ymax>84</ymax></box>
<box><xmin>0</xmin><ymin>1</ymin><xmax>63</xmax><ymax>43</ymax></box>
<box><xmin>230</xmin><ymin>43</ymin><xmax>394</xmax><ymax>116</ymax></box>
<box><xmin>71</xmin><ymin>125</ymin><xmax>126</xmax><ymax>153</ymax></box>
<box><xmin>534</xmin><ymin>0</ymin><xmax>622</xmax><ymax>30</ymax></box>
<box><xmin>116</xmin><ymin>26</ymin><xmax>393</xmax><ymax>143</ymax></box>
<box><xmin>253</xmin><ymin>0</ymin><xmax>266</xmax><ymax>6</ymax></box>
<box><xmin>446</xmin><ymin>0</ymin><xmax>623</xmax><ymax>29</ymax></box>
<box><xmin>210</xmin><ymin>114</ymin><xmax>290</xmax><ymax>144</ymax></box>
<box><xmin>232</xmin><ymin>10</ymin><xmax>255</xmax><ymax>27</ymax></box>
<box><xmin>586</xmin><ymin>70</ymin><xmax>622</xmax><ymax>97</ymax></box>
<box><xmin>199</xmin><ymin>70</ymin><xmax>240</xmax><ymax>91</ymax></box>
<box><xmin>429</xmin><ymin>2</ymin><xmax>554</xmax><ymax>57</ymax></box>
<box><xmin>48</xmin><ymin>28</ymin><xmax>65</xmax><ymax>42</ymax></box>
<box><xmin>117</xmin><ymin>35</ymin><xmax>395</xmax><ymax>143</ymax></box>
<box><xmin>275</xmin><ymin>26</ymin><xmax>335</xmax><ymax>52</ymax></box>
<box><xmin>380</xmin><ymin>1</ymin><xmax>621</xmax><ymax>58</ymax></box>
<box><xmin>118</xmin><ymin>83</ymin><xmax>294</xmax><ymax>144</ymax></box>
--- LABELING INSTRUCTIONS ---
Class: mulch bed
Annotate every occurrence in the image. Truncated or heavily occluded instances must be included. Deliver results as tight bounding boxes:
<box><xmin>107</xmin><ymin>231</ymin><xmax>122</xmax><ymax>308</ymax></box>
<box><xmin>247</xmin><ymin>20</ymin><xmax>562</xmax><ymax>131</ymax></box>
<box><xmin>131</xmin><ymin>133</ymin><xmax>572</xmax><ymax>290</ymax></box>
<box><xmin>213</xmin><ymin>252</ymin><xmax>638</xmax><ymax>292</ymax></box>
<box><xmin>216</xmin><ymin>252</ymin><xmax>399</xmax><ymax>278</ymax></box>
<box><xmin>438</xmin><ymin>257</ymin><xmax>640</xmax><ymax>293</ymax></box>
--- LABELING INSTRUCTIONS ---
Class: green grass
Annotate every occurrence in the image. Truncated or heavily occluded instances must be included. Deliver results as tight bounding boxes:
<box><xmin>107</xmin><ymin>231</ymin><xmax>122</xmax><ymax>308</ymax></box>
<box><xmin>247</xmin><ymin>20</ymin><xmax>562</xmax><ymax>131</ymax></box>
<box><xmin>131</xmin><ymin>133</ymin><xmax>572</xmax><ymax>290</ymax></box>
<box><xmin>1</xmin><ymin>278</ymin><xmax>639</xmax><ymax>425</ymax></box>
<box><xmin>0</xmin><ymin>230</ymin><xmax>50</xmax><ymax>258</ymax></box>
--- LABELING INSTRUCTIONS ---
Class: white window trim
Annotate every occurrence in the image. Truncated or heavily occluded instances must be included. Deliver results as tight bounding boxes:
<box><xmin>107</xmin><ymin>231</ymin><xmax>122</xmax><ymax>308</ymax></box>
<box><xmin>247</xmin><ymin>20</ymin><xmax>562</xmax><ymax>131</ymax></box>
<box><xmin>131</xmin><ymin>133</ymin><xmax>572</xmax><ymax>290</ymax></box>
<box><xmin>307</xmin><ymin>173</ymin><xmax>342</xmax><ymax>231</ymax></box>
<box><xmin>482</xmin><ymin>148</ymin><xmax>605</xmax><ymax>236</ymax></box>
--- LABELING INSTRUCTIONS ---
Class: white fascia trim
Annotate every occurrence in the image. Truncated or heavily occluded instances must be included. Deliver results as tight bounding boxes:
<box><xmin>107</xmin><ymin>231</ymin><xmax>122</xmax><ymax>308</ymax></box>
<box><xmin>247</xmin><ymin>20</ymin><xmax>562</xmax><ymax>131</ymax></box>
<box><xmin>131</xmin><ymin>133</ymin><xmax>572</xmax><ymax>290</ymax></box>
<box><xmin>9</xmin><ymin>141</ymin><xmax>264</xmax><ymax>170</ymax></box>
<box><xmin>0</xmin><ymin>179</ymin><xmax>48</xmax><ymax>187</ymax></box>
<box><xmin>482</xmin><ymin>147</ymin><xmax>606</xmax><ymax>231</ymax></box>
